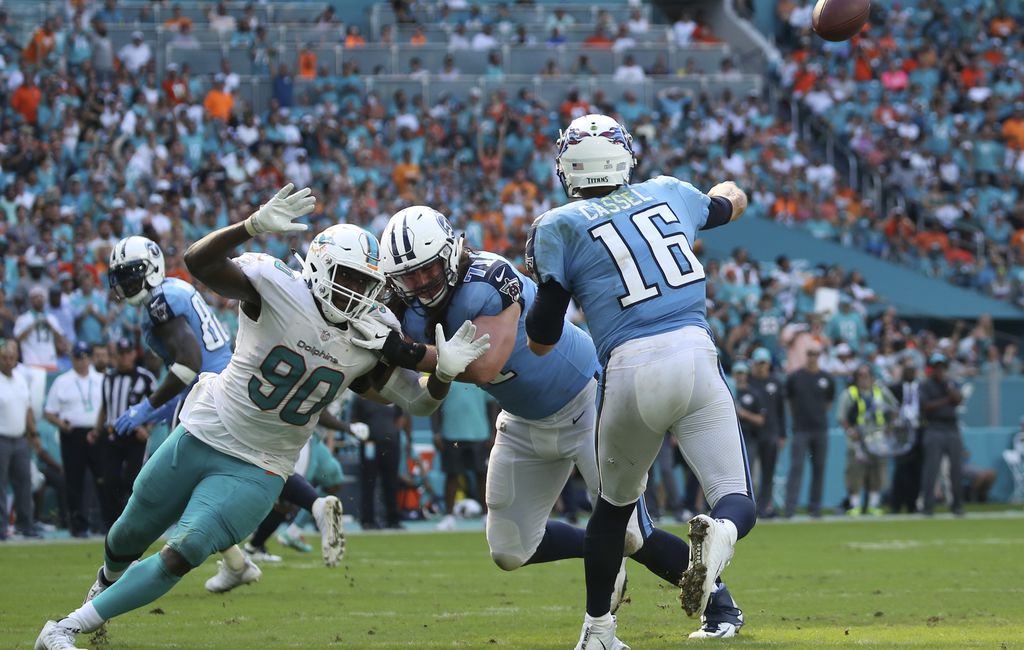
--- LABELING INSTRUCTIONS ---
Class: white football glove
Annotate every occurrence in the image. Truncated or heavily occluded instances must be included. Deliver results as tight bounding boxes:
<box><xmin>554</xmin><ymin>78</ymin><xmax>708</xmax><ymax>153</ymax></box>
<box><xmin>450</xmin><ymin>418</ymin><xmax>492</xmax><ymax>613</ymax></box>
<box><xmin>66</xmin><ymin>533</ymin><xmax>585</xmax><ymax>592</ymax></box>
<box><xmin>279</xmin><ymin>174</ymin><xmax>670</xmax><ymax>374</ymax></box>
<box><xmin>244</xmin><ymin>183</ymin><xmax>316</xmax><ymax>236</ymax></box>
<box><xmin>435</xmin><ymin>321</ymin><xmax>491</xmax><ymax>383</ymax></box>
<box><xmin>350</xmin><ymin>315</ymin><xmax>399</xmax><ymax>353</ymax></box>
<box><xmin>350</xmin><ymin>422</ymin><xmax>370</xmax><ymax>442</ymax></box>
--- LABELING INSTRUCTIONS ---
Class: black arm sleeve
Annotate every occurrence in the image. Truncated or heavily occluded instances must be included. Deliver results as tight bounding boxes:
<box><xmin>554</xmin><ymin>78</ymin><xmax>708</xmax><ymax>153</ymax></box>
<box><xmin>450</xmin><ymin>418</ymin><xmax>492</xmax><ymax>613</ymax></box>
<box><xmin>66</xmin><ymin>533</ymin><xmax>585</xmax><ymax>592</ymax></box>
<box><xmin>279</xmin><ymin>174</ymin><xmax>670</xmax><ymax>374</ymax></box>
<box><xmin>525</xmin><ymin>280</ymin><xmax>572</xmax><ymax>346</ymax></box>
<box><xmin>700</xmin><ymin>196</ymin><xmax>734</xmax><ymax>231</ymax></box>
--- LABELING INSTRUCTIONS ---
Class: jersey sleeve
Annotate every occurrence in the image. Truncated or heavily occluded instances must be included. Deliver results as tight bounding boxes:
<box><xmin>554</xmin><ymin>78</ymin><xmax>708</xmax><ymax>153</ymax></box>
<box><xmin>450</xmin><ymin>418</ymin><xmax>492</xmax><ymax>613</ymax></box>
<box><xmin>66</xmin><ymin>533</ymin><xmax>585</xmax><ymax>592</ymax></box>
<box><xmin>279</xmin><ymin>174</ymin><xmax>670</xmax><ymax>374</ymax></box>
<box><xmin>461</xmin><ymin>258</ymin><xmax>524</xmax><ymax>318</ymax></box>
<box><xmin>651</xmin><ymin>175</ymin><xmax>712</xmax><ymax>231</ymax></box>
<box><xmin>145</xmin><ymin>287</ymin><xmax>180</xmax><ymax>326</ymax></box>
<box><xmin>233</xmin><ymin>252</ymin><xmax>296</xmax><ymax>299</ymax></box>
<box><xmin>525</xmin><ymin>214</ymin><xmax>570</xmax><ymax>291</ymax></box>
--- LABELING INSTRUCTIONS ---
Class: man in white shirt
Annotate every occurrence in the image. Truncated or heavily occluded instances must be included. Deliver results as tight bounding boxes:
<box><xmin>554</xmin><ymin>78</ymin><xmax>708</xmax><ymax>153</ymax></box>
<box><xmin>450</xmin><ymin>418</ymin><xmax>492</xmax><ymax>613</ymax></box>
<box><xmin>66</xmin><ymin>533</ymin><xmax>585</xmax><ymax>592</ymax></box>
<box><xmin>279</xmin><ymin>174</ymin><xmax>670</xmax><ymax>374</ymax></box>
<box><xmin>45</xmin><ymin>342</ymin><xmax>106</xmax><ymax>537</ymax></box>
<box><xmin>14</xmin><ymin>287</ymin><xmax>66</xmax><ymax>372</ymax></box>
<box><xmin>471</xmin><ymin>24</ymin><xmax>498</xmax><ymax>51</ymax></box>
<box><xmin>0</xmin><ymin>339</ymin><xmax>40</xmax><ymax>539</ymax></box>
<box><xmin>613</xmin><ymin>54</ymin><xmax>646</xmax><ymax>83</ymax></box>
<box><xmin>118</xmin><ymin>31</ymin><xmax>152</xmax><ymax>75</ymax></box>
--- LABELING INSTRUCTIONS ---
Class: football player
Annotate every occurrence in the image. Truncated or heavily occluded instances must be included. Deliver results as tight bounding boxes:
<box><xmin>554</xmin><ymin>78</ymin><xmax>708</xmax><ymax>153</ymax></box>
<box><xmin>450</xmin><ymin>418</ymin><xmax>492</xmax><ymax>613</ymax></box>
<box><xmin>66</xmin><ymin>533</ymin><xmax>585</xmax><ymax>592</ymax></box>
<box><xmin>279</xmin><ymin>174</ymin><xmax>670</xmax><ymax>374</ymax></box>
<box><xmin>525</xmin><ymin>114</ymin><xmax>755</xmax><ymax>647</ymax></box>
<box><xmin>104</xmin><ymin>234</ymin><xmax>345</xmax><ymax>594</ymax></box>
<box><xmin>357</xmin><ymin>206</ymin><xmax>725</xmax><ymax>616</ymax></box>
<box><xmin>35</xmin><ymin>185</ymin><xmax>489</xmax><ymax>650</ymax></box>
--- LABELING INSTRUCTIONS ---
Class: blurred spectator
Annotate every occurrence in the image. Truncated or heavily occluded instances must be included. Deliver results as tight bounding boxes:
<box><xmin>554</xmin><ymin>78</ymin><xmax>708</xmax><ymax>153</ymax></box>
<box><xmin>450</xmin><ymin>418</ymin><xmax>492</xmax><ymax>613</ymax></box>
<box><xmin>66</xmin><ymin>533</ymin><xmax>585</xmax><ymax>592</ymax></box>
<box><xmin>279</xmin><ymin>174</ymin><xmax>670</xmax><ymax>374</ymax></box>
<box><xmin>838</xmin><ymin>364</ymin><xmax>897</xmax><ymax>516</ymax></box>
<box><xmin>919</xmin><ymin>353</ymin><xmax>965</xmax><ymax>516</ymax></box>
<box><xmin>472</xmin><ymin>24</ymin><xmax>499</xmax><ymax>51</ymax></box>
<box><xmin>784</xmin><ymin>343</ymin><xmax>835</xmax><ymax>517</ymax></box>
<box><xmin>432</xmin><ymin>383</ymin><xmax>494</xmax><ymax>531</ymax></box>
<box><xmin>583</xmin><ymin>25</ymin><xmax>612</xmax><ymax>49</ymax></box>
<box><xmin>47</xmin><ymin>284</ymin><xmax>76</xmax><ymax>348</ymax></box>
<box><xmin>14</xmin><ymin>287</ymin><xmax>66</xmax><ymax>372</ymax></box>
<box><xmin>673</xmin><ymin>12</ymin><xmax>698</xmax><ymax>46</ymax></box>
<box><xmin>344</xmin><ymin>25</ymin><xmax>366</xmax><ymax>48</ymax></box>
<box><xmin>889</xmin><ymin>358</ymin><xmax>923</xmax><ymax>513</ymax></box>
<box><xmin>749</xmin><ymin>347</ymin><xmax>787</xmax><ymax>518</ymax></box>
<box><xmin>44</xmin><ymin>342</ymin><xmax>104</xmax><ymax>537</ymax></box>
<box><xmin>118</xmin><ymin>30</ymin><xmax>152</xmax><ymax>74</ymax></box>
<box><xmin>627</xmin><ymin>7</ymin><xmax>650</xmax><ymax>34</ymax></box>
<box><xmin>613</xmin><ymin>54</ymin><xmax>646</xmax><ymax>83</ymax></box>
<box><xmin>350</xmin><ymin>396</ymin><xmax>411</xmax><ymax>530</ymax></box>
<box><xmin>208</xmin><ymin>2</ymin><xmax>237</xmax><ymax>37</ymax></box>
<box><xmin>12</xmin><ymin>75</ymin><xmax>42</xmax><ymax>125</ymax></box>
<box><xmin>203</xmin><ymin>75</ymin><xmax>234</xmax><ymax>122</ymax></box>
<box><xmin>0</xmin><ymin>340</ymin><xmax>40</xmax><ymax>539</ymax></box>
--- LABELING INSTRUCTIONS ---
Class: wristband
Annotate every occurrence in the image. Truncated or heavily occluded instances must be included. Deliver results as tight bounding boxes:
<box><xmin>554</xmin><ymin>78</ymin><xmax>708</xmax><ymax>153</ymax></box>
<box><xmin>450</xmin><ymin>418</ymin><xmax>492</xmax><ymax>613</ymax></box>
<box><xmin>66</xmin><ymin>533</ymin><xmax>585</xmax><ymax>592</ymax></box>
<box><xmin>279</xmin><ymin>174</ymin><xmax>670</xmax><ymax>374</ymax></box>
<box><xmin>379</xmin><ymin>331</ymin><xmax>427</xmax><ymax>370</ymax></box>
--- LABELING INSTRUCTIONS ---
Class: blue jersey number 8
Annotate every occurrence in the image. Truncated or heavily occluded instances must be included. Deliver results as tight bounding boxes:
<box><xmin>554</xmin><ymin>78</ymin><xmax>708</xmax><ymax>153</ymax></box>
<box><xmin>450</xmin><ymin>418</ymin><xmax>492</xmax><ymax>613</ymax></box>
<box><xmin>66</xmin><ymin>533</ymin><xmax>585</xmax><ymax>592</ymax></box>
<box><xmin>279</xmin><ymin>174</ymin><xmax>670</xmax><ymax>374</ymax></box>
<box><xmin>190</xmin><ymin>294</ymin><xmax>230</xmax><ymax>351</ymax></box>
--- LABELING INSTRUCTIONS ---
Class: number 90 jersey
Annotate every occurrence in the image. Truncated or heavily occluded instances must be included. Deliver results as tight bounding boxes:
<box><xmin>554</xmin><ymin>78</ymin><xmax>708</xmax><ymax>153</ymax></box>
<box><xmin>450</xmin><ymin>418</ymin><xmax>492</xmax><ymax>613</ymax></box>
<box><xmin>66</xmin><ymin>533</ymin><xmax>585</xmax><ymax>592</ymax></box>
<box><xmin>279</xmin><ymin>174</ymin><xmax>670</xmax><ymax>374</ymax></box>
<box><xmin>527</xmin><ymin>176</ymin><xmax>712</xmax><ymax>366</ymax></box>
<box><xmin>180</xmin><ymin>253</ymin><xmax>380</xmax><ymax>477</ymax></box>
<box><xmin>141</xmin><ymin>278</ymin><xmax>233</xmax><ymax>374</ymax></box>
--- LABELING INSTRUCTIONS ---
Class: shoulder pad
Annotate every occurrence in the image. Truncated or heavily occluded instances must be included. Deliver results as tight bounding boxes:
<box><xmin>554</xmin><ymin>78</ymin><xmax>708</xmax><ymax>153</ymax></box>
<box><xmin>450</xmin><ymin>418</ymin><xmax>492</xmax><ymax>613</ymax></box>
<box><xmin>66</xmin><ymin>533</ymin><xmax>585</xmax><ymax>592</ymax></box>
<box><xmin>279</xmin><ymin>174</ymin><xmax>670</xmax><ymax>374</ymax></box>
<box><xmin>463</xmin><ymin>256</ymin><xmax>524</xmax><ymax>309</ymax></box>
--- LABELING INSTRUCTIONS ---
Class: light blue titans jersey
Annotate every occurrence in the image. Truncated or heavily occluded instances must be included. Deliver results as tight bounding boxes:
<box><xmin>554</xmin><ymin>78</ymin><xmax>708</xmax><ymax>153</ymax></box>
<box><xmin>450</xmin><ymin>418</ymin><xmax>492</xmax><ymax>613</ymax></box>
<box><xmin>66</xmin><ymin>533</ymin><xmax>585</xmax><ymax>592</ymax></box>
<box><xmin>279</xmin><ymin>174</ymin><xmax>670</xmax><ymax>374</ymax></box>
<box><xmin>141</xmin><ymin>278</ymin><xmax>233</xmax><ymax>374</ymax></box>
<box><xmin>401</xmin><ymin>252</ymin><xmax>599</xmax><ymax>420</ymax></box>
<box><xmin>527</xmin><ymin>176</ymin><xmax>712</xmax><ymax>365</ymax></box>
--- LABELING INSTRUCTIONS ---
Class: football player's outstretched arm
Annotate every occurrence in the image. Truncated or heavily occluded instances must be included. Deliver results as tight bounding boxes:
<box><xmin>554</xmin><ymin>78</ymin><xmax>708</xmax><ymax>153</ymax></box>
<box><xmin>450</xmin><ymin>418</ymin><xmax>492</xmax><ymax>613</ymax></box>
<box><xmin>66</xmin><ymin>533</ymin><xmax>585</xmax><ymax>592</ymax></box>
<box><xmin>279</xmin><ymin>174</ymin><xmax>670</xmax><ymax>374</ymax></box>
<box><xmin>185</xmin><ymin>183</ymin><xmax>315</xmax><ymax>310</ymax></box>
<box><xmin>707</xmin><ymin>181</ymin><xmax>748</xmax><ymax>223</ymax></box>
<box><xmin>113</xmin><ymin>316</ymin><xmax>202</xmax><ymax>436</ymax></box>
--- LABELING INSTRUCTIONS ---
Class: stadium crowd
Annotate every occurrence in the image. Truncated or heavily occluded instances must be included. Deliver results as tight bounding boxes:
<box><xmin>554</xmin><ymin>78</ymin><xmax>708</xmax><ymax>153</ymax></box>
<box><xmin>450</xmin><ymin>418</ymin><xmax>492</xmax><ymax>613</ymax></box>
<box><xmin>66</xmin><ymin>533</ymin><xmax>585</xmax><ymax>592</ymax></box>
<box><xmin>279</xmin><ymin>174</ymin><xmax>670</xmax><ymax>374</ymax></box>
<box><xmin>0</xmin><ymin>0</ymin><xmax>1016</xmax><ymax>539</ymax></box>
<box><xmin>776</xmin><ymin>0</ymin><xmax>1024</xmax><ymax>303</ymax></box>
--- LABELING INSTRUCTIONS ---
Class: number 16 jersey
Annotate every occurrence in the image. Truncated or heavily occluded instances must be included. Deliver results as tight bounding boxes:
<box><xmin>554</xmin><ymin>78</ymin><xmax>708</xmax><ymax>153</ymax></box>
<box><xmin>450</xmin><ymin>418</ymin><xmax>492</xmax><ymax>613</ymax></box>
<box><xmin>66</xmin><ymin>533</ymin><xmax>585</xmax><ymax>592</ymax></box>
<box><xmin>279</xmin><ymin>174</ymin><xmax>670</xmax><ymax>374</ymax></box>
<box><xmin>180</xmin><ymin>253</ymin><xmax>379</xmax><ymax>477</ymax></box>
<box><xmin>527</xmin><ymin>176</ymin><xmax>713</xmax><ymax>365</ymax></box>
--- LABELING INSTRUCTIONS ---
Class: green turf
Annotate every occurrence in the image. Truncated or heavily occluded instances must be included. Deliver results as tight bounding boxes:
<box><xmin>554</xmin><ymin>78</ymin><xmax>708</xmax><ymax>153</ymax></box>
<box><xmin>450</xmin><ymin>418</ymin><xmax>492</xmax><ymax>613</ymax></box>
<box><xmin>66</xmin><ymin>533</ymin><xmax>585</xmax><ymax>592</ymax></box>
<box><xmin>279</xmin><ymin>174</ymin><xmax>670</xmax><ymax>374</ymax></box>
<box><xmin>3</xmin><ymin>515</ymin><xmax>1023</xmax><ymax>648</ymax></box>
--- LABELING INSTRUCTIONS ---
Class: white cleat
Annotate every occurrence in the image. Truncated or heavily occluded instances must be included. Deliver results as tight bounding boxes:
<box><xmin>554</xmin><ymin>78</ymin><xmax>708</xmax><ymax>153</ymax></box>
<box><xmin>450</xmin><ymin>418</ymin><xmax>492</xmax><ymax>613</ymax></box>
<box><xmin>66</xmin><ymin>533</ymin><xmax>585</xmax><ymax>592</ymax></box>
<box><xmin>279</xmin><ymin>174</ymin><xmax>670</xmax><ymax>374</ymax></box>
<box><xmin>312</xmin><ymin>496</ymin><xmax>345</xmax><ymax>567</ymax></box>
<box><xmin>679</xmin><ymin>515</ymin><xmax>735</xmax><ymax>619</ymax></box>
<box><xmin>436</xmin><ymin>514</ymin><xmax>456</xmax><ymax>531</ymax></box>
<box><xmin>609</xmin><ymin>558</ymin><xmax>628</xmax><ymax>615</ymax></box>
<box><xmin>574</xmin><ymin>614</ymin><xmax>630</xmax><ymax>650</ymax></box>
<box><xmin>244</xmin><ymin>543</ymin><xmax>282</xmax><ymax>563</ymax></box>
<box><xmin>204</xmin><ymin>557</ymin><xmax>262</xmax><ymax>593</ymax></box>
<box><xmin>35</xmin><ymin>620</ymin><xmax>83</xmax><ymax>650</ymax></box>
<box><xmin>83</xmin><ymin>566</ymin><xmax>108</xmax><ymax>605</ymax></box>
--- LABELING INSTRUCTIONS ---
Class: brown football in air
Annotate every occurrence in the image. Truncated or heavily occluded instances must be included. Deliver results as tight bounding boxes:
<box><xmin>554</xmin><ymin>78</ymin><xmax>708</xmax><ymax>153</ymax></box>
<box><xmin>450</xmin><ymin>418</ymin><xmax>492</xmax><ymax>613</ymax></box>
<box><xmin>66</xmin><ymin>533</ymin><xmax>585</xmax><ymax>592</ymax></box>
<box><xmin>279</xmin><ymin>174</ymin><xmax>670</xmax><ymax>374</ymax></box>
<box><xmin>812</xmin><ymin>0</ymin><xmax>871</xmax><ymax>42</ymax></box>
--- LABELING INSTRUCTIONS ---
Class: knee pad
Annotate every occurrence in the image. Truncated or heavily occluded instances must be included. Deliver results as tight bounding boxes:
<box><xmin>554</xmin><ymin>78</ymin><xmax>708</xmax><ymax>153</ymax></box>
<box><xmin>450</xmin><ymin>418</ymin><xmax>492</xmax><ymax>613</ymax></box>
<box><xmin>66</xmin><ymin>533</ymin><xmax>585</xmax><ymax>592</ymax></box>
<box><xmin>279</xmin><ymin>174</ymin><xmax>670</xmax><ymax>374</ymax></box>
<box><xmin>159</xmin><ymin>546</ymin><xmax>194</xmax><ymax>577</ymax></box>
<box><xmin>485</xmin><ymin>453</ymin><xmax>515</xmax><ymax>511</ymax></box>
<box><xmin>486</xmin><ymin>517</ymin><xmax>529</xmax><ymax>571</ymax></box>
<box><xmin>167</xmin><ymin>525</ymin><xmax>220</xmax><ymax>569</ymax></box>
<box><xmin>623</xmin><ymin>527</ymin><xmax>644</xmax><ymax>557</ymax></box>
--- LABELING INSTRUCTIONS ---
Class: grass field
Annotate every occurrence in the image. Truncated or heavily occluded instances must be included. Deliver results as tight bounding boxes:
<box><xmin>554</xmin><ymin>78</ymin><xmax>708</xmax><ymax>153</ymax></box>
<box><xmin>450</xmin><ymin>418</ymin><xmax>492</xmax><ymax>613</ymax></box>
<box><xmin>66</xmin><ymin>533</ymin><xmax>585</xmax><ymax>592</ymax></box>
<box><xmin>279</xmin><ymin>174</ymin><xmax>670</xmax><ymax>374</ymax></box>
<box><xmin>3</xmin><ymin>513</ymin><xmax>1023</xmax><ymax>649</ymax></box>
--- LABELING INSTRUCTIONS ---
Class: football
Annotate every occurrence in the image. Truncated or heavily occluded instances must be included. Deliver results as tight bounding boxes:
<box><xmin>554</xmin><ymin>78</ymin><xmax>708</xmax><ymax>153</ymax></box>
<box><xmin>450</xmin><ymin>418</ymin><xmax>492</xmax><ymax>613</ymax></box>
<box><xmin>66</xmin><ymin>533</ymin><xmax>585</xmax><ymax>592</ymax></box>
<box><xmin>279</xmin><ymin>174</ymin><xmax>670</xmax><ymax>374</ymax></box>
<box><xmin>812</xmin><ymin>0</ymin><xmax>871</xmax><ymax>41</ymax></box>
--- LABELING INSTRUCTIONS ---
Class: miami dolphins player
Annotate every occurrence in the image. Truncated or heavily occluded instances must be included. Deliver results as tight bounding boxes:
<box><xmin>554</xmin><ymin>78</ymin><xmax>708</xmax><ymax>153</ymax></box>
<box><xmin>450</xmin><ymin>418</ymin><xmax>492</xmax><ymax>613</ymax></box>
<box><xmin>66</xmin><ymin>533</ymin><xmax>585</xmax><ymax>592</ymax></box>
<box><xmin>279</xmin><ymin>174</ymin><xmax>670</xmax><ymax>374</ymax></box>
<box><xmin>525</xmin><ymin>114</ymin><xmax>755</xmax><ymax>648</ymax></box>
<box><xmin>34</xmin><ymin>185</ymin><xmax>489</xmax><ymax>650</ymax></box>
<box><xmin>356</xmin><ymin>206</ymin><xmax>715</xmax><ymax>613</ymax></box>
<box><xmin>105</xmin><ymin>235</ymin><xmax>345</xmax><ymax>595</ymax></box>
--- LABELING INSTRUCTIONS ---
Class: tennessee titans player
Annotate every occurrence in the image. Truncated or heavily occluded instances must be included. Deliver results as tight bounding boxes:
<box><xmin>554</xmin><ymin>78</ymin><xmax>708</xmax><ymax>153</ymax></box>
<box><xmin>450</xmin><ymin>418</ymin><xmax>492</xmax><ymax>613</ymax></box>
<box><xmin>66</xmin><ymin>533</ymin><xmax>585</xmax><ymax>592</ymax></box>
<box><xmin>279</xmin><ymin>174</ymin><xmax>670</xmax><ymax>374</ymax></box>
<box><xmin>526</xmin><ymin>114</ymin><xmax>755</xmax><ymax>648</ymax></box>
<box><xmin>354</xmin><ymin>206</ymin><xmax>730</xmax><ymax>623</ymax></box>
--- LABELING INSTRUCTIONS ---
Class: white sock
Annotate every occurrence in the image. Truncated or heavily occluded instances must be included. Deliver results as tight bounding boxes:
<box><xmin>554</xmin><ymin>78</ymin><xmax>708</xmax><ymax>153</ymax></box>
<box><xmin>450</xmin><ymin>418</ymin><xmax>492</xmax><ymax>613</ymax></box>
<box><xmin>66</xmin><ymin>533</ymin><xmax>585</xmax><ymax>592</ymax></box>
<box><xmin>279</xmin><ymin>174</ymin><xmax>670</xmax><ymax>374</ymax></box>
<box><xmin>62</xmin><ymin>602</ymin><xmax>104</xmax><ymax>634</ymax></box>
<box><xmin>585</xmin><ymin>612</ymin><xmax>613</xmax><ymax>626</ymax></box>
<box><xmin>849</xmin><ymin>494</ymin><xmax>862</xmax><ymax>510</ymax></box>
<box><xmin>222</xmin><ymin>545</ymin><xmax>246</xmax><ymax>572</ymax></box>
<box><xmin>716</xmin><ymin>518</ymin><xmax>739</xmax><ymax>545</ymax></box>
<box><xmin>868</xmin><ymin>492</ymin><xmax>881</xmax><ymax>509</ymax></box>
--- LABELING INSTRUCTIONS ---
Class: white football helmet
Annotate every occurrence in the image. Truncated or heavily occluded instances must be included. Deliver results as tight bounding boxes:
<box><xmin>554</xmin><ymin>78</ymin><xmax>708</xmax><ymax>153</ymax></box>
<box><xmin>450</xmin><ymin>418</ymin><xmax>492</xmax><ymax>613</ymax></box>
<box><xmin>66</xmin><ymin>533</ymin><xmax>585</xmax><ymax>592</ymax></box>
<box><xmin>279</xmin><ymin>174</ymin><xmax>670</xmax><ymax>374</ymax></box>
<box><xmin>109</xmin><ymin>236</ymin><xmax>165</xmax><ymax>305</ymax></box>
<box><xmin>555</xmin><ymin>113</ymin><xmax>636</xmax><ymax>198</ymax></box>
<box><xmin>379</xmin><ymin>206</ymin><xmax>463</xmax><ymax>308</ymax></box>
<box><xmin>299</xmin><ymin>224</ymin><xmax>385</xmax><ymax>324</ymax></box>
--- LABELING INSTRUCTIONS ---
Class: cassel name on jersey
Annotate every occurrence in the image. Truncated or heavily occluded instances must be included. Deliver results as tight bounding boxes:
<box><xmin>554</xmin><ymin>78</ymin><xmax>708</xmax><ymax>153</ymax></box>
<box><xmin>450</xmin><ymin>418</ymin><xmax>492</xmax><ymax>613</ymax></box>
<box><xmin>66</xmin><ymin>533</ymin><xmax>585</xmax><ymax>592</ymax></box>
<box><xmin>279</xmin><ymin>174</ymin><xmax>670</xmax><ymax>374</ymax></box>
<box><xmin>297</xmin><ymin>339</ymin><xmax>340</xmax><ymax>365</ymax></box>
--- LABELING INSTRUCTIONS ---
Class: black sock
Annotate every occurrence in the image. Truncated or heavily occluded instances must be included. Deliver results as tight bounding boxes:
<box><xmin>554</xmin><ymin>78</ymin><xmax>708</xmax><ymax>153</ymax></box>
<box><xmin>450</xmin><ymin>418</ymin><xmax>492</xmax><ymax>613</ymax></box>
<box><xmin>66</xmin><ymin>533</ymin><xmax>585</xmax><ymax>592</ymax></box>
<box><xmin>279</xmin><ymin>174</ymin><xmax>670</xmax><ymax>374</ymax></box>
<box><xmin>281</xmin><ymin>474</ymin><xmax>319</xmax><ymax>512</ymax></box>
<box><xmin>524</xmin><ymin>521</ymin><xmax>585</xmax><ymax>565</ymax></box>
<box><xmin>710</xmin><ymin>493</ymin><xmax>757</xmax><ymax>539</ymax></box>
<box><xmin>585</xmin><ymin>498</ymin><xmax>636</xmax><ymax>617</ymax></box>
<box><xmin>250</xmin><ymin>509</ymin><xmax>287</xmax><ymax>548</ymax></box>
<box><xmin>630</xmin><ymin>528</ymin><xmax>690</xmax><ymax>586</ymax></box>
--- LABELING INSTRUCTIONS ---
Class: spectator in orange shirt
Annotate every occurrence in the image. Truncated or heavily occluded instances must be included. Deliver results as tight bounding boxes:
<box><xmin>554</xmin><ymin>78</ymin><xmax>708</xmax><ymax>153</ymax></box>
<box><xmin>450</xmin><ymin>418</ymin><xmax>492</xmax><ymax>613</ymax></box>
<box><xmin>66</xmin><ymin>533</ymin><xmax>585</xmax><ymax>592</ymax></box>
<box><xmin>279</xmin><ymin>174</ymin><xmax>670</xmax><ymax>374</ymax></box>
<box><xmin>298</xmin><ymin>45</ymin><xmax>317</xmax><ymax>79</ymax></box>
<box><xmin>203</xmin><ymin>75</ymin><xmax>234</xmax><ymax>121</ymax></box>
<box><xmin>1002</xmin><ymin>105</ymin><xmax>1024</xmax><ymax>150</ymax></box>
<box><xmin>163</xmin><ymin>5</ymin><xmax>191</xmax><ymax>30</ymax></box>
<box><xmin>161</xmin><ymin>63</ymin><xmax>190</xmax><ymax>104</ymax></box>
<box><xmin>23</xmin><ymin>19</ymin><xmax>56</xmax><ymax>66</ymax></box>
<box><xmin>499</xmin><ymin>169</ymin><xmax>538</xmax><ymax>206</ymax></box>
<box><xmin>990</xmin><ymin>12</ymin><xmax>1017</xmax><ymax>38</ymax></box>
<box><xmin>344</xmin><ymin>25</ymin><xmax>366</xmax><ymax>48</ymax></box>
<box><xmin>409</xmin><ymin>26</ymin><xmax>427</xmax><ymax>46</ymax></box>
<box><xmin>12</xmin><ymin>76</ymin><xmax>42</xmax><ymax>125</ymax></box>
<box><xmin>583</xmin><ymin>26</ymin><xmax>613</xmax><ymax>49</ymax></box>
<box><xmin>391</xmin><ymin>149</ymin><xmax>421</xmax><ymax>200</ymax></box>
<box><xmin>914</xmin><ymin>224</ymin><xmax>950</xmax><ymax>254</ymax></box>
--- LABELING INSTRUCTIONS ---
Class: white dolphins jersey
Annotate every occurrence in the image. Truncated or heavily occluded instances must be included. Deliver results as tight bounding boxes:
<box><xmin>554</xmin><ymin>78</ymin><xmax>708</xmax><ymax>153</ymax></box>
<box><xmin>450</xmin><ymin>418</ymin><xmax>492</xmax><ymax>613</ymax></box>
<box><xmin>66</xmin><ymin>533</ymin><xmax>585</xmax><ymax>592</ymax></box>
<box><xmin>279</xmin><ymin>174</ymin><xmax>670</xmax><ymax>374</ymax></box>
<box><xmin>180</xmin><ymin>253</ymin><xmax>381</xmax><ymax>477</ymax></box>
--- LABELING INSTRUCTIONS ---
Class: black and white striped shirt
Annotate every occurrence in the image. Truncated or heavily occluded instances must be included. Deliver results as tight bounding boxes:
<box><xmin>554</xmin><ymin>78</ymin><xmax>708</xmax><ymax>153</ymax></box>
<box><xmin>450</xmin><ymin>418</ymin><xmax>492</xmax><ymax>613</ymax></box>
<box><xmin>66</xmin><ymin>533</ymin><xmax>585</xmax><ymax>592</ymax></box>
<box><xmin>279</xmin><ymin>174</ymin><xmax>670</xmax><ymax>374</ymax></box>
<box><xmin>102</xmin><ymin>366</ymin><xmax>157</xmax><ymax>428</ymax></box>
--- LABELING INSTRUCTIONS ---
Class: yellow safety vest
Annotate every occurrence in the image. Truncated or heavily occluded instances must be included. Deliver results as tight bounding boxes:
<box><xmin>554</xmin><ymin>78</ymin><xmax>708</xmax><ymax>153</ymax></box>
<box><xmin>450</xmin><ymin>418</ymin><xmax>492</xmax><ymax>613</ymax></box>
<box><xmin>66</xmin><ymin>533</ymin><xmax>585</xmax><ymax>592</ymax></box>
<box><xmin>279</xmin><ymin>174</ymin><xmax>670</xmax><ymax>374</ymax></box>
<box><xmin>848</xmin><ymin>385</ymin><xmax>886</xmax><ymax>427</ymax></box>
